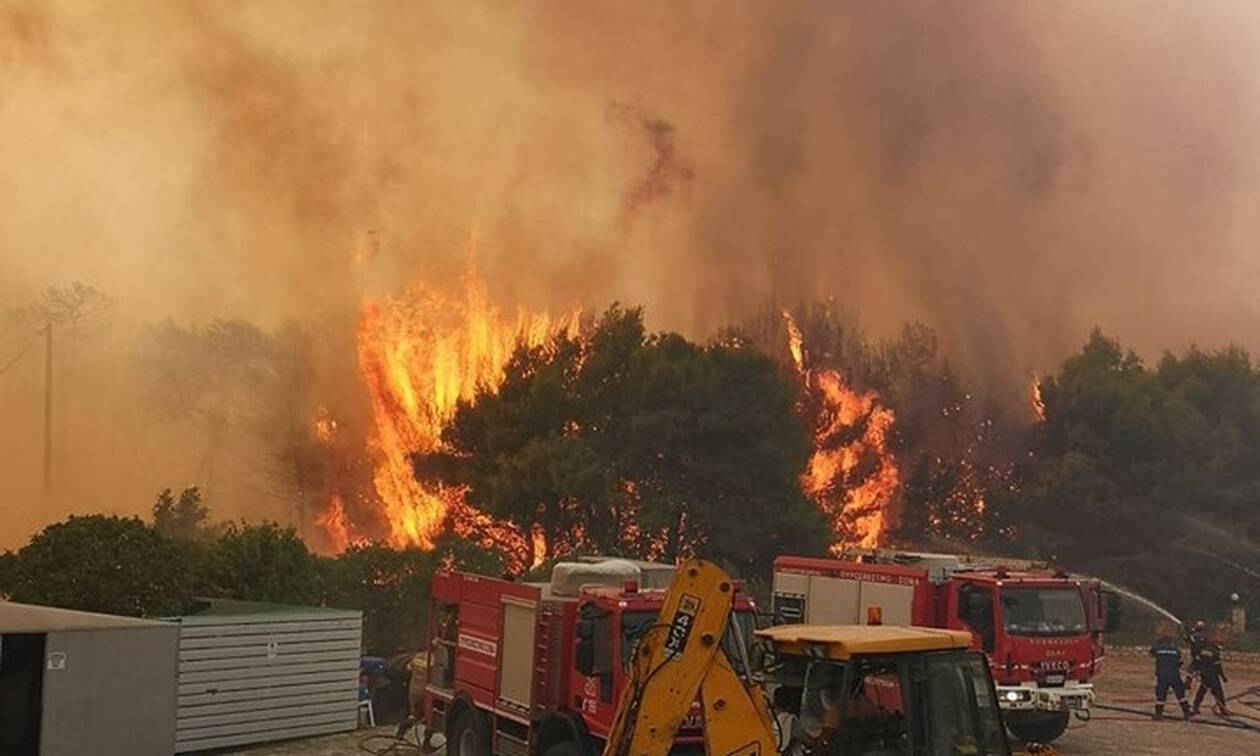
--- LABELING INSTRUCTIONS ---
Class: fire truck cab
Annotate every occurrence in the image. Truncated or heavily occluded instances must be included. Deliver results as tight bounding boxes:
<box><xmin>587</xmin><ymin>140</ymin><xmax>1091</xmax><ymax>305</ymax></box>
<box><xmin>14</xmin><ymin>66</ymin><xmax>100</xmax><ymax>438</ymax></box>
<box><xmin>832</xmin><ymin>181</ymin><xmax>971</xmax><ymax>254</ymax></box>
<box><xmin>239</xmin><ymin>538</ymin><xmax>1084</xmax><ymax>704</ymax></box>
<box><xmin>772</xmin><ymin>552</ymin><xmax>1106</xmax><ymax>745</ymax></box>
<box><xmin>423</xmin><ymin>558</ymin><xmax>756</xmax><ymax>756</ymax></box>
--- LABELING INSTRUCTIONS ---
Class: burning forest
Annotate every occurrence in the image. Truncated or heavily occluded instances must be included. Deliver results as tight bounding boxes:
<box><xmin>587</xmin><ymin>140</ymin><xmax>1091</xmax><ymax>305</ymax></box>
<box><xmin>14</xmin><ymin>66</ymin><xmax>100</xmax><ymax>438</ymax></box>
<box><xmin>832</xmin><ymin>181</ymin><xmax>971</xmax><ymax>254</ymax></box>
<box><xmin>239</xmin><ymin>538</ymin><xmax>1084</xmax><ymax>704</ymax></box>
<box><xmin>309</xmin><ymin>264</ymin><xmax>899</xmax><ymax>571</ymax></box>
<box><xmin>303</xmin><ymin>262</ymin><xmax>1010</xmax><ymax>576</ymax></box>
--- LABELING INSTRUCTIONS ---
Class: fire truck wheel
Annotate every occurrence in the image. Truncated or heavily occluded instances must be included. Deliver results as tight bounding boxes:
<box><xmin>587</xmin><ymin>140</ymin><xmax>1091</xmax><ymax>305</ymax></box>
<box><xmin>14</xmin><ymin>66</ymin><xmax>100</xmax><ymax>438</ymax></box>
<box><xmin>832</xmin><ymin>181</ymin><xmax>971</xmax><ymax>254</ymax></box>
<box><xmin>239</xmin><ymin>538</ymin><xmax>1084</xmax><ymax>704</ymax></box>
<box><xmin>540</xmin><ymin>739</ymin><xmax>585</xmax><ymax>756</ymax></box>
<box><xmin>1005</xmin><ymin>710</ymin><xmax>1069</xmax><ymax>745</ymax></box>
<box><xmin>449</xmin><ymin>708</ymin><xmax>491</xmax><ymax>756</ymax></box>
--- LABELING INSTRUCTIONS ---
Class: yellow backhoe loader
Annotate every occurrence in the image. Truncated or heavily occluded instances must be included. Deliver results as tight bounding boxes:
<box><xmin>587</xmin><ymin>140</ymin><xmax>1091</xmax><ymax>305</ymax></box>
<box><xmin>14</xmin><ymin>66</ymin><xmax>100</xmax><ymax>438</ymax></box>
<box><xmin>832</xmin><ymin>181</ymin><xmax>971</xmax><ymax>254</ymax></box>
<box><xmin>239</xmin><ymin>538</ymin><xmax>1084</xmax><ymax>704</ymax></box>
<box><xmin>603</xmin><ymin>559</ymin><xmax>1053</xmax><ymax>756</ymax></box>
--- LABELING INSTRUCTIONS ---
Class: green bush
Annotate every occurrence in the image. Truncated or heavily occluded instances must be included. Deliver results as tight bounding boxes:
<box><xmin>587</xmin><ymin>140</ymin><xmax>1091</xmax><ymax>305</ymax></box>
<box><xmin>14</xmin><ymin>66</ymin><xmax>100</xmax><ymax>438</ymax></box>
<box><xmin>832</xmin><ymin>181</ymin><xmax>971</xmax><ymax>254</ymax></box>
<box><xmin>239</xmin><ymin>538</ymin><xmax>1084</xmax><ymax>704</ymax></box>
<box><xmin>1</xmin><ymin>514</ymin><xmax>190</xmax><ymax>617</ymax></box>
<box><xmin>196</xmin><ymin>521</ymin><xmax>320</xmax><ymax>604</ymax></box>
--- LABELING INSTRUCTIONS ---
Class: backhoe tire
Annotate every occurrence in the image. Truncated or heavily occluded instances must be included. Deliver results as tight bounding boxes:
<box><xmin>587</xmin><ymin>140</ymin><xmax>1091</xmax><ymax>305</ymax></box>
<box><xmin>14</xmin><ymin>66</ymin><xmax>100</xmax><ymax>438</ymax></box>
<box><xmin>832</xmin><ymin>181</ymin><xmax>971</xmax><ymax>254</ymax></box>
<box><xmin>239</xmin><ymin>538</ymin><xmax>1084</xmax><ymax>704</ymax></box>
<box><xmin>448</xmin><ymin>708</ymin><xmax>492</xmax><ymax>756</ymax></box>
<box><xmin>1005</xmin><ymin>710</ymin><xmax>1070</xmax><ymax>745</ymax></box>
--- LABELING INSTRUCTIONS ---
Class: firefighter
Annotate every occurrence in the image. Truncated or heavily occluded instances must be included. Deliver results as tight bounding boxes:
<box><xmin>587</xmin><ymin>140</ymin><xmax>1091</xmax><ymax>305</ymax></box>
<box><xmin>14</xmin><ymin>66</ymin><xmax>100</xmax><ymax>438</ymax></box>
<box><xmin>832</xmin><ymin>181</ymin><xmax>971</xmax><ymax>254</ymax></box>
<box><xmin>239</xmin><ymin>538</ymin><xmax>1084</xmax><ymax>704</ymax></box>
<box><xmin>1191</xmin><ymin>632</ymin><xmax>1230</xmax><ymax>716</ymax></box>
<box><xmin>1149</xmin><ymin>630</ymin><xmax>1191</xmax><ymax>719</ymax></box>
<box><xmin>430</xmin><ymin>603</ymin><xmax>458</xmax><ymax>688</ymax></box>
<box><xmin>1185</xmin><ymin>620</ymin><xmax>1208</xmax><ymax>690</ymax></box>
<box><xmin>1187</xmin><ymin>620</ymin><xmax>1208</xmax><ymax>669</ymax></box>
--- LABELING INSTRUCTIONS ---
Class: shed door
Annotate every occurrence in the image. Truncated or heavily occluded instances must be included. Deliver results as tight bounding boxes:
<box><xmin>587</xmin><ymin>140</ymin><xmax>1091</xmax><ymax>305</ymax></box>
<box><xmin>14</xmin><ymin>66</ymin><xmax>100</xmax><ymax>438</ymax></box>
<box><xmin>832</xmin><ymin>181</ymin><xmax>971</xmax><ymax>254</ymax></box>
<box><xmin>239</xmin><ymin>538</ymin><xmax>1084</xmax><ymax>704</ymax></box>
<box><xmin>498</xmin><ymin>601</ymin><xmax>537</xmax><ymax>709</ymax></box>
<box><xmin>0</xmin><ymin>633</ymin><xmax>45</xmax><ymax>756</ymax></box>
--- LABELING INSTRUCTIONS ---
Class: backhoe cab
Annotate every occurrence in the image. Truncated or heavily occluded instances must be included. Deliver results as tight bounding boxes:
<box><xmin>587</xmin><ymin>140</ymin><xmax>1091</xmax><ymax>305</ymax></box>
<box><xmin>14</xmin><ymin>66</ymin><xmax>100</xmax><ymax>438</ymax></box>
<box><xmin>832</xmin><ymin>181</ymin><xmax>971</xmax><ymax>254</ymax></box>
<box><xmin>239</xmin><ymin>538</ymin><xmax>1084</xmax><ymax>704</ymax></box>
<box><xmin>759</xmin><ymin>625</ymin><xmax>1012</xmax><ymax>756</ymax></box>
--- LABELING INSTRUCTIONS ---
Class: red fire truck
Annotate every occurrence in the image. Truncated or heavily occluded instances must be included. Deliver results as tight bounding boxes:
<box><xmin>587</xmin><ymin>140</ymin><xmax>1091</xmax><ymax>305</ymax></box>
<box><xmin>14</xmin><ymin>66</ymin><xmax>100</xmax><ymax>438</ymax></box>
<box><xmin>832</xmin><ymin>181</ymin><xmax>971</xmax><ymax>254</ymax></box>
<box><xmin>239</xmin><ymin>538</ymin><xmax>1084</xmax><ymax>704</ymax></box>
<box><xmin>772</xmin><ymin>552</ymin><xmax>1107</xmax><ymax>744</ymax></box>
<box><xmin>422</xmin><ymin>559</ymin><xmax>756</xmax><ymax>756</ymax></box>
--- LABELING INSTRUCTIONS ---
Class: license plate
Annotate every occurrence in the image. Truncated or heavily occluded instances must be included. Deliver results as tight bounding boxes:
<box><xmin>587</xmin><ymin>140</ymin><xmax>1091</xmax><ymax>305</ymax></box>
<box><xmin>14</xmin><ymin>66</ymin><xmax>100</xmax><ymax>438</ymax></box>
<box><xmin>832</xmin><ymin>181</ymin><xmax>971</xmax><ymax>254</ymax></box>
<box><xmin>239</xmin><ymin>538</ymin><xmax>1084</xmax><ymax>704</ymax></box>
<box><xmin>1044</xmin><ymin>674</ymin><xmax>1065</xmax><ymax>686</ymax></box>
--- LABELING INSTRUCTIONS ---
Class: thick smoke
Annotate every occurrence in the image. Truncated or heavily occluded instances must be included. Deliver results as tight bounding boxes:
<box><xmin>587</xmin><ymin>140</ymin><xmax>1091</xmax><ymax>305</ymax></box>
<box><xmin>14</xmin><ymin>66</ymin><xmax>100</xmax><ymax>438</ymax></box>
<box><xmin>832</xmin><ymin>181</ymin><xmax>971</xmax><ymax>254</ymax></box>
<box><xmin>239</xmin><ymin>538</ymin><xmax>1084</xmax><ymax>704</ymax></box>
<box><xmin>3</xmin><ymin>1</ymin><xmax>1260</xmax><ymax>546</ymax></box>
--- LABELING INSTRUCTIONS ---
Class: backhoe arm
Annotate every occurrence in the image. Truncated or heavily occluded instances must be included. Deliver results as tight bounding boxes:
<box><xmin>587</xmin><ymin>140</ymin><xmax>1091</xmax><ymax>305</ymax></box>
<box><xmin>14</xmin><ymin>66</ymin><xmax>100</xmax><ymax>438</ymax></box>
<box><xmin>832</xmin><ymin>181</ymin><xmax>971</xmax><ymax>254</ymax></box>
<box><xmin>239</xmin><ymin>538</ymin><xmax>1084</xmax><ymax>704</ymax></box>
<box><xmin>602</xmin><ymin>559</ymin><xmax>777</xmax><ymax>756</ymax></box>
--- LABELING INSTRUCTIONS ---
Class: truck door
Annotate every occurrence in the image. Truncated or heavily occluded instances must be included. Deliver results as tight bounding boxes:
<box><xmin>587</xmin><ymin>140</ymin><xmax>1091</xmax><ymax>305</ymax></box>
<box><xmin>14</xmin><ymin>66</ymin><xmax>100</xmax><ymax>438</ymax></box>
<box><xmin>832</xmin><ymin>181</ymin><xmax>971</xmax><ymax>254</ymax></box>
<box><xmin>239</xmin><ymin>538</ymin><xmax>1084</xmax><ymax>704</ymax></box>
<box><xmin>956</xmin><ymin>583</ymin><xmax>996</xmax><ymax>653</ymax></box>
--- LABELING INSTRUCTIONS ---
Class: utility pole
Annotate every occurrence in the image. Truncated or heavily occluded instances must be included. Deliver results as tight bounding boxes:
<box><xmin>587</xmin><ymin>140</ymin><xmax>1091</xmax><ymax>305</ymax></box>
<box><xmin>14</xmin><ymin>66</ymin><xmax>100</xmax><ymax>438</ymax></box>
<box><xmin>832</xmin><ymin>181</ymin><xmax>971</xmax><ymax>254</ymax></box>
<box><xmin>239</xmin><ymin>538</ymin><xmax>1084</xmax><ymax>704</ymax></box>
<box><xmin>43</xmin><ymin>319</ymin><xmax>53</xmax><ymax>511</ymax></box>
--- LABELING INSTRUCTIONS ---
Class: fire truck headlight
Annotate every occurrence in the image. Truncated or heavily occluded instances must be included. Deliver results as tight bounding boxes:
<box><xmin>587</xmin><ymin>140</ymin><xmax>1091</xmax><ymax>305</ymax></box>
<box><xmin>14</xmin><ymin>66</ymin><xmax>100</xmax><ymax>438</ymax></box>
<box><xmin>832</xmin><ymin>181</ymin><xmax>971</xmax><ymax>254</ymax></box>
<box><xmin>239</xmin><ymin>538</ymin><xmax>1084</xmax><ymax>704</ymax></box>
<box><xmin>1005</xmin><ymin>691</ymin><xmax>1022</xmax><ymax>702</ymax></box>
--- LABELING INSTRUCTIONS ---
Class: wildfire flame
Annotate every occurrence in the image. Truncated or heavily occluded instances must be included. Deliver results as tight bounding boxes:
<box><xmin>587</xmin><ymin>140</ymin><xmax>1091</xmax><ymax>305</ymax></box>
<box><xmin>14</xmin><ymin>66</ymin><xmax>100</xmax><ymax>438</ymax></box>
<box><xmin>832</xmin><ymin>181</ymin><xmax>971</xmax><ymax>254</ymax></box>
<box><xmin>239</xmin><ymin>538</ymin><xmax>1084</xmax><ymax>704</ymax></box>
<box><xmin>328</xmin><ymin>263</ymin><xmax>577</xmax><ymax>556</ymax></box>
<box><xmin>313</xmin><ymin>405</ymin><xmax>338</xmax><ymax>443</ymax></box>
<box><xmin>316</xmin><ymin>495</ymin><xmax>352</xmax><ymax>553</ymax></box>
<box><xmin>1030</xmin><ymin>374</ymin><xmax>1047</xmax><ymax>422</ymax></box>
<box><xmin>782</xmin><ymin>310</ymin><xmax>900</xmax><ymax>550</ymax></box>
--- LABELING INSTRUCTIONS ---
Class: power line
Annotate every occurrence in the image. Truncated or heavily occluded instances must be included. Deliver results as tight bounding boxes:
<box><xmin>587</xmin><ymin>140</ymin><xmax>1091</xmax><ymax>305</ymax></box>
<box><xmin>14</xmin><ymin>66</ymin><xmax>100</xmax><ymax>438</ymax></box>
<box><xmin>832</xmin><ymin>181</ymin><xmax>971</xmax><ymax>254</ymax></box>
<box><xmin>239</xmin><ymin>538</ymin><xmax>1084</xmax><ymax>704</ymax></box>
<box><xmin>0</xmin><ymin>333</ymin><xmax>38</xmax><ymax>376</ymax></box>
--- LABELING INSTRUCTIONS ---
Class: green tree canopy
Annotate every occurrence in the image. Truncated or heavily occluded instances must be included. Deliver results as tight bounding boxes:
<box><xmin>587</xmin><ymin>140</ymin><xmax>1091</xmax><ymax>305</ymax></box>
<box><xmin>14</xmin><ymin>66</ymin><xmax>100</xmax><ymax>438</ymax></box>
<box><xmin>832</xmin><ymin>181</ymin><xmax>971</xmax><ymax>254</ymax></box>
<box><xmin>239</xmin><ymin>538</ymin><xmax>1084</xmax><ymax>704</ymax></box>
<box><xmin>197</xmin><ymin>522</ymin><xmax>320</xmax><ymax>604</ymax></box>
<box><xmin>321</xmin><ymin>535</ymin><xmax>505</xmax><ymax>654</ymax></box>
<box><xmin>421</xmin><ymin>306</ymin><xmax>828</xmax><ymax>577</ymax></box>
<box><xmin>1010</xmin><ymin>330</ymin><xmax>1260</xmax><ymax>617</ymax></box>
<box><xmin>0</xmin><ymin>515</ymin><xmax>190</xmax><ymax>617</ymax></box>
<box><xmin>152</xmin><ymin>486</ymin><xmax>216</xmax><ymax>543</ymax></box>
<box><xmin>321</xmin><ymin>544</ymin><xmax>432</xmax><ymax>654</ymax></box>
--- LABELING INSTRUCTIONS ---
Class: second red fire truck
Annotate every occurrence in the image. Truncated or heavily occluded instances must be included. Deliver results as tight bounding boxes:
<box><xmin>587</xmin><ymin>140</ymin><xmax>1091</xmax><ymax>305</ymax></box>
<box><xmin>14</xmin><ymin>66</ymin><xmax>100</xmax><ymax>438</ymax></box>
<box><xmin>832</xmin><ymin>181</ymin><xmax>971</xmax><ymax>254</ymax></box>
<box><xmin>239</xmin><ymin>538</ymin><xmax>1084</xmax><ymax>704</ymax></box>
<box><xmin>772</xmin><ymin>551</ymin><xmax>1108</xmax><ymax>744</ymax></box>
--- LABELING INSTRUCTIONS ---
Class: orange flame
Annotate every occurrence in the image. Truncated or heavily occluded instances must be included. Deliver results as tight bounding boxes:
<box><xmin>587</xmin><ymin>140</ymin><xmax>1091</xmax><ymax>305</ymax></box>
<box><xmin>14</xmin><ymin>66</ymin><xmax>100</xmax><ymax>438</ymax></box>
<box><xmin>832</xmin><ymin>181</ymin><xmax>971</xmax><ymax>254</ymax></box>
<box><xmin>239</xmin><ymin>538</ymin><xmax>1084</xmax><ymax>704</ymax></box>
<box><xmin>782</xmin><ymin>311</ymin><xmax>900</xmax><ymax>550</ymax></box>
<box><xmin>784</xmin><ymin>311</ymin><xmax>805</xmax><ymax>370</ymax></box>
<box><xmin>1030</xmin><ymin>374</ymin><xmax>1047</xmax><ymax>422</ymax></box>
<box><xmin>323</xmin><ymin>260</ymin><xmax>578</xmax><ymax>554</ymax></box>
<box><xmin>313</xmin><ymin>405</ymin><xmax>338</xmax><ymax>443</ymax></box>
<box><xmin>316</xmin><ymin>495</ymin><xmax>353</xmax><ymax>553</ymax></box>
<box><xmin>530</xmin><ymin>525</ymin><xmax>547</xmax><ymax>570</ymax></box>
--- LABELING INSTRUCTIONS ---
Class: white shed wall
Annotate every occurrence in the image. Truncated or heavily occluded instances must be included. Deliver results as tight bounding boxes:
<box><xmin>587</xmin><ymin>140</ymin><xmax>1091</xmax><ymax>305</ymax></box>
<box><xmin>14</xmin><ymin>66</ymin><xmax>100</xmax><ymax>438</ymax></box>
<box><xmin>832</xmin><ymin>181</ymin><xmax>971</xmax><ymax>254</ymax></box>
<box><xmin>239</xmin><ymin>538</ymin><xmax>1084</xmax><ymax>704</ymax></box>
<box><xmin>174</xmin><ymin>611</ymin><xmax>362</xmax><ymax>752</ymax></box>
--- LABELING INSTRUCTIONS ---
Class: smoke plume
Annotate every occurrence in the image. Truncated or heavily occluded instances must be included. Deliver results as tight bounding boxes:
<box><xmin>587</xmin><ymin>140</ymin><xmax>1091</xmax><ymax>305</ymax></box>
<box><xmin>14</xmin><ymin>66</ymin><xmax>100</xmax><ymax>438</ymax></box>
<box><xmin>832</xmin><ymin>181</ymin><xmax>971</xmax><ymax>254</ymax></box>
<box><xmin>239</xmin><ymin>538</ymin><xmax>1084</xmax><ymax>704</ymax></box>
<box><xmin>3</xmin><ymin>1</ymin><xmax>1260</xmax><ymax>546</ymax></box>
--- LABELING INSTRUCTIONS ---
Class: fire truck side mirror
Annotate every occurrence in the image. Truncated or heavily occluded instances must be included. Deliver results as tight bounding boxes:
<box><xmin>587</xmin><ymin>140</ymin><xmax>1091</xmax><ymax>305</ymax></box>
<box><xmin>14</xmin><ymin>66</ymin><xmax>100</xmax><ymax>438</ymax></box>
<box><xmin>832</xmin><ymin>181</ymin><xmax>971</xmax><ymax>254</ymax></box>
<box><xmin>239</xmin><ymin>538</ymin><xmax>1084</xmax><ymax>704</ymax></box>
<box><xmin>575</xmin><ymin>611</ymin><xmax>599</xmax><ymax>677</ymax></box>
<box><xmin>1103</xmin><ymin>590</ymin><xmax>1122</xmax><ymax>633</ymax></box>
<box><xmin>575</xmin><ymin>636</ymin><xmax>596</xmax><ymax>677</ymax></box>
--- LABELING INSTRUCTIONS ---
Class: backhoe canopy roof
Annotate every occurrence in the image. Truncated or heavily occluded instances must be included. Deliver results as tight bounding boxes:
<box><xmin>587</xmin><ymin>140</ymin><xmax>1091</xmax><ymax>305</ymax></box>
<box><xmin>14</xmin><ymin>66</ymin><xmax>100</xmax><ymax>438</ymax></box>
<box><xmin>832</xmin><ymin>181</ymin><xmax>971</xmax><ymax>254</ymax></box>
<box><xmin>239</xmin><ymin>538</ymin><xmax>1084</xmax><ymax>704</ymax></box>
<box><xmin>756</xmin><ymin>624</ymin><xmax>973</xmax><ymax>660</ymax></box>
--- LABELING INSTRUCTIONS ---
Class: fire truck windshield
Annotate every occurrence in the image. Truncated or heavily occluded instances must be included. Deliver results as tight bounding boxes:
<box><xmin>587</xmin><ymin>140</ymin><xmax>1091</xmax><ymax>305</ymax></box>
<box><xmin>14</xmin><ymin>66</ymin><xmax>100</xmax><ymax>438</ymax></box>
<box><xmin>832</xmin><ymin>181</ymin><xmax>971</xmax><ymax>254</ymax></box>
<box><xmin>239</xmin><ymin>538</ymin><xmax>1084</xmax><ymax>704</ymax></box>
<box><xmin>999</xmin><ymin>587</ymin><xmax>1087</xmax><ymax>637</ymax></box>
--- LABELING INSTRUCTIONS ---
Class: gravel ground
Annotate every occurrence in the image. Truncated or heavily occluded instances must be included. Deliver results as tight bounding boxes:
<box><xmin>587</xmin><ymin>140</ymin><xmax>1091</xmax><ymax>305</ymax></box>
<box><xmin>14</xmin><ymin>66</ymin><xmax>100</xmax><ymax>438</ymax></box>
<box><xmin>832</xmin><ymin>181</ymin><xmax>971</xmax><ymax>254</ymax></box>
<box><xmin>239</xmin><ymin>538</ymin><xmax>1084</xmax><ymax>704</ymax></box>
<box><xmin>228</xmin><ymin>655</ymin><xmax>1260</xmax><ymax>755</ymax></box>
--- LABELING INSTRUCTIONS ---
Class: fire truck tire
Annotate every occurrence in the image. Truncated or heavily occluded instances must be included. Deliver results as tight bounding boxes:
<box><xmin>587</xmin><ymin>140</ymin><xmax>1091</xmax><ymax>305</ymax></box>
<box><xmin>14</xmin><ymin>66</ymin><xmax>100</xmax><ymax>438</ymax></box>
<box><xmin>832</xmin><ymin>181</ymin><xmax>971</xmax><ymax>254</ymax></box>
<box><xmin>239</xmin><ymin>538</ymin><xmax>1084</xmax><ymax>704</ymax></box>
<box><xmin>449</xmin><ymin>708</ymin><xmax>492</xmax><ymax>756</ymax></box>
<box><xmin>540</xmin><ymin>740</ymin><xmax>585</xmax><ymax>756</ymax></box>
<box><xmin>1005</xmin><ymin>710</ymin><xmax>1069</xmax><ymax>745</ymax></box>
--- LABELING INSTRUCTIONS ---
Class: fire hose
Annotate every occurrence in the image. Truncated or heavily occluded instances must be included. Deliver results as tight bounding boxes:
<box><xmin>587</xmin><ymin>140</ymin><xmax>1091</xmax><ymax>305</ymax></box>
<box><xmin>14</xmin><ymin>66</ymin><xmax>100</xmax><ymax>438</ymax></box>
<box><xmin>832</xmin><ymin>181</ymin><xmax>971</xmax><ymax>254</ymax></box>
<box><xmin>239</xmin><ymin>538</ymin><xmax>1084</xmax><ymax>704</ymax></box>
<box><xmin>358</xmin><ymin>717</ymin><xmax>428</xmax><ymax>755</ymax></box>
<box><xmin>1090</xmin><ymin>702</ymin><xmax>1258</xmax><ymax>733</ymax></box>
<box><xmin>1224</xmin><ymin>683</ymin><xmax>1260</xmax><ymax>723</ymax></box>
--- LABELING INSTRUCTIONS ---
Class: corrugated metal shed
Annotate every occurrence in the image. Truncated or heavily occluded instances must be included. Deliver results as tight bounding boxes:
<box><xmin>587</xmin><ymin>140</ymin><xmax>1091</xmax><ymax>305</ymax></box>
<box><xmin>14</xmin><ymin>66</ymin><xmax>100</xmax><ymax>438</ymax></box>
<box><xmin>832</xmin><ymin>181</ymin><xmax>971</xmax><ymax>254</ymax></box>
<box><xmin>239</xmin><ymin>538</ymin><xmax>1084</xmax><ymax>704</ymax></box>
<box><xmin>0</xmin><ymin>601</ymin><xmax>178</xmax><ymax>756</ymax></box>
<box><xmin>172</xmin><ymin>599</ymin><xmax>363</xmax><ymax>753</ymax></box>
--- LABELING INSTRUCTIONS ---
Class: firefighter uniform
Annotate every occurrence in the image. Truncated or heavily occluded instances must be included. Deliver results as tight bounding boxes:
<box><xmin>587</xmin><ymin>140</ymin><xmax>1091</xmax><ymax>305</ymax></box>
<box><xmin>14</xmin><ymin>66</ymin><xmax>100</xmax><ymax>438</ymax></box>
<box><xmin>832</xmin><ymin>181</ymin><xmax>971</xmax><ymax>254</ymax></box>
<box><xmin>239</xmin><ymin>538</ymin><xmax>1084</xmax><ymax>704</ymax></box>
<box><xmin>1189</xmin><ymin>629</ymin><xmax>1207</xmax><ymax>655</ymax></box>
<box><xmin>1149</xmin><ymin>637</ymin><xmax>1191</xmax><ymax>719</ymax></box>
<box><xmin>1191</xmin><ymin>641</ymin><xmax>1229</xmax><ymax>715</ymax></box>
<box><xmin>1187</xmin><ymin>624</ymin><xmax>1208</xmax><ymax>674</ymax></box>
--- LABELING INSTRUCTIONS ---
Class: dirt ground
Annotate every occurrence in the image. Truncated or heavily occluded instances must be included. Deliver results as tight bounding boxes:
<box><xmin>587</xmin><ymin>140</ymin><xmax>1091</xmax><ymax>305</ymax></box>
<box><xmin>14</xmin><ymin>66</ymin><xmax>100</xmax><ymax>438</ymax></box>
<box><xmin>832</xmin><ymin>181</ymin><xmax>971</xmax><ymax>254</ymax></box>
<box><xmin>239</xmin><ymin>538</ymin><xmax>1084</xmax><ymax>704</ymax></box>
<box><xmin>228</xmin><ymin>653</ymin><xmax>1260</xmax><ymax>755</ymax></box>
<box><xmin>219</xmin><ymin>725</ymin><xmax>407</xmax><ymax>756</ymax></box>
<box><xmin>1045</xmin><ymin>651</ymin><xmax>1260</xmax><ymax>755</ymax></box>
